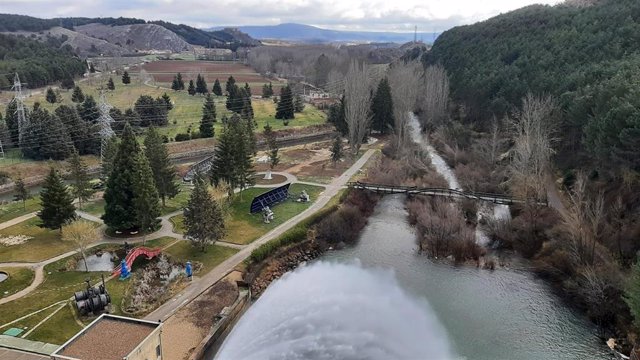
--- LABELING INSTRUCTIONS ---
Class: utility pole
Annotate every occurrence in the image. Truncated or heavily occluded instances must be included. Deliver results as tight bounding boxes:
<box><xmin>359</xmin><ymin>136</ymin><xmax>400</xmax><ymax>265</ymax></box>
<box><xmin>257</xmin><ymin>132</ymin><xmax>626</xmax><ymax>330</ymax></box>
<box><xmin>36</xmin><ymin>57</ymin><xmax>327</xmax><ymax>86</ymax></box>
<box><xmin>97</xmin><ymin>91</ymin><xmax>115</xmax><ymax>166</ymax></box>
<box><xmin>11</xmin><ymin>73</ymin><xmax>28</xmax><ymax>147</ymax></box>
<box><xmin>414</xmin><ymin>25</ymin><xmax>417</xmax><ymax>44</ymax></box>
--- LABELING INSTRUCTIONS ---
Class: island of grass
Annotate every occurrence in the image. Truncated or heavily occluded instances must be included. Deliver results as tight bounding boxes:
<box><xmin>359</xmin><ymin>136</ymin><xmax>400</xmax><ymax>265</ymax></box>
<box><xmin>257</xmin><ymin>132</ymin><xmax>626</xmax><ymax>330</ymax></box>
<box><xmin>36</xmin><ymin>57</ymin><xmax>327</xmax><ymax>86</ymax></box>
<box><xmin>171</xmin><ymin>183</ymin><xmax>324</xmax><ymax>245</ymax></box>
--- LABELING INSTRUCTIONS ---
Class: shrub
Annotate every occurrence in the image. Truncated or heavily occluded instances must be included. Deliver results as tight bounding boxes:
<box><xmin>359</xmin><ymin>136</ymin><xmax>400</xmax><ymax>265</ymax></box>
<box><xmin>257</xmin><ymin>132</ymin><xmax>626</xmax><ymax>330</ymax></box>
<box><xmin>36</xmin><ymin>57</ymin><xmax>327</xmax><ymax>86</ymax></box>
<box><xmin>175</xmin><ymin>133</ymin><xmax>191</xmax><ymax>142</ymax></box>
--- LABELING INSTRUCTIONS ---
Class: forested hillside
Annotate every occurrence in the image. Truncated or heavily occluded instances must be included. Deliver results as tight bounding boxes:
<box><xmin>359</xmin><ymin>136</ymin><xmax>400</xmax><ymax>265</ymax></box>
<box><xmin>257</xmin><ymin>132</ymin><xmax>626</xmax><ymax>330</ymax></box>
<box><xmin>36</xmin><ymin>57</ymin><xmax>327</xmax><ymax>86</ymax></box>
<box><xmin>425</xmin><ymin>0</ymin><xmax>640</xmax><ymax>172</ymax></box>
<box><xmin>0</xmin><ymin>34</ymin><xmax>86</xmax><ymax>88</ymax></box>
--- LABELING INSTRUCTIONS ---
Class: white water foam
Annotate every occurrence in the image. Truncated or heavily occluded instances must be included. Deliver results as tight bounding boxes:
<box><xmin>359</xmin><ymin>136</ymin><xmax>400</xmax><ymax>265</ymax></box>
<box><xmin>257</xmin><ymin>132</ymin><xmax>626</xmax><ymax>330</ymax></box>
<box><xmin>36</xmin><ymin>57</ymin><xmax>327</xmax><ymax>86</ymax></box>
<box><xmin>215</xmin><ymin>261</ymin><xmax>455</xmax><ymax>360</ymax></box>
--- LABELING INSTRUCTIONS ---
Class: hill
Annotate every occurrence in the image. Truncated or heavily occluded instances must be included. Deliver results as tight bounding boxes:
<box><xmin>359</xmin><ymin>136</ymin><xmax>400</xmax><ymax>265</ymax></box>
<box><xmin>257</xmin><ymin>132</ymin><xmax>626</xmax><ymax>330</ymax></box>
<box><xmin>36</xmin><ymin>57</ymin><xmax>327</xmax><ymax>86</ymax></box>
<box><xmin>425</xmin><ymin>0</ymin><xmax>640</xmax><ymax>172</ymax></box>
<box><xmin>0</xmin><ymin>14</ymin><xmax>259</xmax><ymax>55</ymax></box>
<box><xmin>210</xmin><ymin>23</ymin><xmax>438</xmax><ymax>44</ymax></box>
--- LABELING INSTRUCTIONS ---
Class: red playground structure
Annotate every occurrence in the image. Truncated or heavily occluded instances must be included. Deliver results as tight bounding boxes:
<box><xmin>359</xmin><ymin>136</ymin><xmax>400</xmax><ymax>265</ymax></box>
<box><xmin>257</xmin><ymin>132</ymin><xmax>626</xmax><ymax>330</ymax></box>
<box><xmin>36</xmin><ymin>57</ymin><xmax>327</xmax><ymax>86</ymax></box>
<box><xmin>111</xmin><ymin>247</ymin><xmax>162</xmax><ymax>276</ymax></box>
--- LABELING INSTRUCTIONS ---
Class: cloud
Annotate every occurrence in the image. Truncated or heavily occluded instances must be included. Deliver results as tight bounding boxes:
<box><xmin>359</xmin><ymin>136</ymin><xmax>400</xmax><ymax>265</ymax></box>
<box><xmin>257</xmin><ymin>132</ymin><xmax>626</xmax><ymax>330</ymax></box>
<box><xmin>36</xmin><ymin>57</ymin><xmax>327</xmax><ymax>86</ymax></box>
<box><xmin>1</xmin><ymin>0</ymin><xmax>563</xmax><ymax>32</ymax></box>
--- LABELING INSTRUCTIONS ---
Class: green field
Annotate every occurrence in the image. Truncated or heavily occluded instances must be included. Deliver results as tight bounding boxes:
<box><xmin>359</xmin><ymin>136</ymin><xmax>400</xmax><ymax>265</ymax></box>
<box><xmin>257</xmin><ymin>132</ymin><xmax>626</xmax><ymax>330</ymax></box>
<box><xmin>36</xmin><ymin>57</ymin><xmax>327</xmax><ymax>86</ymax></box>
<box><xmin>171</xmin><ymin>183</ymin><xmax>324</xmax><ymax>245</ymax></box>
<box><xmin>82</xmin><ymin>184</ymin><xmax>192</xmax><ymax>218</ymax></box>
<box><xmin>163</xmin><ymin>241</ymin><xmax>238</xmax><ymax>274</ymax></box>
<box><xmin>0</xmin><ymin>267</ymin><xmax>35</xmax><ymax>298</ymax></box>
<box><xmin>0</xmin><ymin>197</ymin><xmax>40</xmax><ymax>224</ymax></box>
<box><xmin>6</xmin><ymin>78</ymin><xmax>326</xmax><ymax>142</ymax></box>
<box><xmin>0</xmin><ymin>217</ymin><xmax>83</xmax><ymax>263</ymax></box>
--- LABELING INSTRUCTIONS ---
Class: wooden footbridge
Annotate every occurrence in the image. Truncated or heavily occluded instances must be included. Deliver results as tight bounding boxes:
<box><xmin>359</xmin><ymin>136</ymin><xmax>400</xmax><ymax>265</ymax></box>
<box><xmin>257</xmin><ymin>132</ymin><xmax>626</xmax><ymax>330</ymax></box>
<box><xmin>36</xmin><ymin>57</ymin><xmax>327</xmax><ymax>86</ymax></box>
<box><xmin>347</xmin><ymin>182</ymin><xmax>547</xmax><ymax>206</ymax></box>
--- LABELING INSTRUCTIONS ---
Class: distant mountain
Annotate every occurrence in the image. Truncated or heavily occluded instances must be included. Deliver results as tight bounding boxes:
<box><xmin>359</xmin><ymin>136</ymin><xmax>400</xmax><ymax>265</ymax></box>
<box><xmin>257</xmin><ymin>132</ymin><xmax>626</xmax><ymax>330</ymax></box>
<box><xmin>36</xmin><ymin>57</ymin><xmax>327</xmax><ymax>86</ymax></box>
<box><xmin>209</xmin><ymin>23</ymin><xmax>438</xmax><ymax>44</ymax></box>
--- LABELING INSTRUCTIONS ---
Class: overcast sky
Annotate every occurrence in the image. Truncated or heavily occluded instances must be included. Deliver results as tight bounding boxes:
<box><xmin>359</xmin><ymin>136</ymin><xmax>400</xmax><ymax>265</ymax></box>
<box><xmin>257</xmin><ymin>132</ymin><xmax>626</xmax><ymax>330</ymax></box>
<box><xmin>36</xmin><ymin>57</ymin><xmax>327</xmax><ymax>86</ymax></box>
<box><xmin>3</xmin><ymin>0</ymin><xmax>563</xmax><ymax>32</ymax></box>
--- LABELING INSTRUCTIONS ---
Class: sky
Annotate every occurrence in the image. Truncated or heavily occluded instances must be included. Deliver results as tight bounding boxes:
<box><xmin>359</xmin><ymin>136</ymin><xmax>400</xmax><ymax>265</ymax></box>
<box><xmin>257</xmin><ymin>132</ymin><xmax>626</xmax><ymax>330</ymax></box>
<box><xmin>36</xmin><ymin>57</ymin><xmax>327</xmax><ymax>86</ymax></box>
<box><xmin>2</xmin><ymin>0</ymin><xmax>563</xmax><ymax>32</ymax></box>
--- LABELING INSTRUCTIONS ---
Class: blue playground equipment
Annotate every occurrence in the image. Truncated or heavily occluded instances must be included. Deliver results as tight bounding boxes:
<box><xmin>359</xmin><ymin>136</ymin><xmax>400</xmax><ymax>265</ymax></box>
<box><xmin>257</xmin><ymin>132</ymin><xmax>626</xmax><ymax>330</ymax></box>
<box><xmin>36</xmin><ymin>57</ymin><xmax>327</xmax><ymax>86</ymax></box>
<box><xmin>186</xmin><ymin>261</ymin><xmax>193</xmax><ymax>278</ymax></box>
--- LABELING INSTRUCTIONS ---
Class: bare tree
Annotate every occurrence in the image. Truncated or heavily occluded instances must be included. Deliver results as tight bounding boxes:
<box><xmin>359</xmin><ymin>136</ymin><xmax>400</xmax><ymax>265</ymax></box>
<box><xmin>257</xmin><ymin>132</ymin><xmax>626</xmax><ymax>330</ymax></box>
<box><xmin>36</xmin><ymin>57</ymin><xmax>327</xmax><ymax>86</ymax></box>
<box><xmin>62</xmin><ymin>220</ymin><xmax>99</xmax><ymax>272</ymax></box>
<box><xmin>508</xmin><ymin>93</ymin><xmax>557</xmax><ymax>201</ymax></box>
<box><xmin>562</xmin><ymin>173</ymin><xmax>605</xmax><ymax>265</ymax></box>
<box><xmin>388</xmin><ymin>61</ymin><xmax>423</xmax><ymax>154</ymax></box>
<box><xmin>420</xmin><ymin>64</ymin><xmax>450</xmax><ymax>129</ymax></box>
<box><xmin>344</xmin><ymin>60</ymin><xmax>372</xmax><ymax>155</ymax></box>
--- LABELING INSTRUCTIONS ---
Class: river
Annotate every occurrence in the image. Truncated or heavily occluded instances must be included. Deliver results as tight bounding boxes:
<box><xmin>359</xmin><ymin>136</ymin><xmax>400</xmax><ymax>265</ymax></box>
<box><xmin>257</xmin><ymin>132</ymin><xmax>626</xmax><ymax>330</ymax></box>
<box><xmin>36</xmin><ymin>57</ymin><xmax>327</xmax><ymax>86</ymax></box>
<box><xmin>216</xmin><ymin>195</ymin><xmax>611</xmax><ymax>360</ymax></box>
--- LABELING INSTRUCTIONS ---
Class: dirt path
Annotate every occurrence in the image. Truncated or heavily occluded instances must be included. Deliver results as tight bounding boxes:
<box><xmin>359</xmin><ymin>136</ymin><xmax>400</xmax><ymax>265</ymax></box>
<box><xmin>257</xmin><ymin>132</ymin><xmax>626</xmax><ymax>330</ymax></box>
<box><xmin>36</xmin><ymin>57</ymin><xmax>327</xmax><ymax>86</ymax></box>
<box><xmin>545</xmin><ymin>171</ymin><xmax>568</xmax><ymax>217</ymax></box>
<box><xmin>144</xmin><ymin>149</ymin><xmax>376</xmax><ymax>322</ymax></box>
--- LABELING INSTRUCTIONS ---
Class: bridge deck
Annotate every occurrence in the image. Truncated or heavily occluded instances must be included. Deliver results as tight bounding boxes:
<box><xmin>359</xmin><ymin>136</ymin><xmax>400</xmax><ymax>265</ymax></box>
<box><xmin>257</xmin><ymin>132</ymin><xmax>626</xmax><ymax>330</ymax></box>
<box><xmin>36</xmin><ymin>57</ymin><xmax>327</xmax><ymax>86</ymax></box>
<box><xmin>347</xmin><ymin>182</ymin><xmax>547</xmax><ymax>206</ymax></box>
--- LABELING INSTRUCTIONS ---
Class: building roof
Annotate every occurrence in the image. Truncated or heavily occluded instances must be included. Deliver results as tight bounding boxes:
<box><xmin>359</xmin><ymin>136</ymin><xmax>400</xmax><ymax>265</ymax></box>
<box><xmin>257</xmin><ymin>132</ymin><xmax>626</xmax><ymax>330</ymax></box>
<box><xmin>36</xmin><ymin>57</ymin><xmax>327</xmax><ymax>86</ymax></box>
<box><xmin>52</xmin><ymin>315</ymin><xmax>160</xmax><ymax>360</ymax></box>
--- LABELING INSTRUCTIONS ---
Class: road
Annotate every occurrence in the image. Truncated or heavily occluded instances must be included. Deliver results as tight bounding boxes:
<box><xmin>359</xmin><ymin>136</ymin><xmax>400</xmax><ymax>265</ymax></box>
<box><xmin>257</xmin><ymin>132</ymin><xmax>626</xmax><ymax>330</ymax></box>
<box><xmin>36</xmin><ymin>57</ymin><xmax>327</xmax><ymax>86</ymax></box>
<box><xmin>144</xmin><ymin>149</ymin><xmax>376</xmax><ymax>321</ymax></box>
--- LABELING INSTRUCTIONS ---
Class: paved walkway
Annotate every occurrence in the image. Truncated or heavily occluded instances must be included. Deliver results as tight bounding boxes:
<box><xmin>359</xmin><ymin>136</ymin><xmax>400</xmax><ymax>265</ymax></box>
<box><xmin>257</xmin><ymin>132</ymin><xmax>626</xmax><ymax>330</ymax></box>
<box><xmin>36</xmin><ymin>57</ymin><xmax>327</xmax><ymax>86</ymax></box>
<box><xmin>0</xmin><ymin>213</ymin><xmax>37</xmax><ymax>231</ymax></box>
<box><xmin>144</xmin><ymin>149</ymin><xmax>375</xmax><ymax>321</ymax></box>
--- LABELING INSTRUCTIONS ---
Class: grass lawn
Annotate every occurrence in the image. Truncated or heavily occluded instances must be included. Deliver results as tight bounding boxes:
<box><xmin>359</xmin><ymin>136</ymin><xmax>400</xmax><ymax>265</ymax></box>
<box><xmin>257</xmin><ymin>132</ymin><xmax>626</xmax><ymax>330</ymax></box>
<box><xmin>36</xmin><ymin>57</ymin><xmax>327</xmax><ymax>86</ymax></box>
<box><xmin>0</xmin><ymin>267</ymin><xmax>35</xmax><ymax>298</ymax></box>
<box><xmin>81</xmin><ymin>185</ymin><xmax>191</xmax><ymax>218</ymax></box>
<box><xmin>0</xmin><ymin>217</ymin><xmax>80</xmax><ymax>263</ymax></box>
<box><xmin>171</xmin><ymin>183</ymin><xmax>324</xmax><ymax>245</ymax></box>
<box><xmin>81</xmin><ymin>198</ymin><xmax>105</xmax><ymax>217</ymax></box>
<box><xmin>163</xmin><ymin>241</ymin><xmax>238</xmax><ymax>274</ymax></box>
<box><xmin>25</xmin><ymin>302</ymin><xmax>84</xmax><ymax>345</ymax></box>
<box><xmin>0</xmin><ymin>197</ymin><xmax>40</xmax><ymax>224</ymax></box>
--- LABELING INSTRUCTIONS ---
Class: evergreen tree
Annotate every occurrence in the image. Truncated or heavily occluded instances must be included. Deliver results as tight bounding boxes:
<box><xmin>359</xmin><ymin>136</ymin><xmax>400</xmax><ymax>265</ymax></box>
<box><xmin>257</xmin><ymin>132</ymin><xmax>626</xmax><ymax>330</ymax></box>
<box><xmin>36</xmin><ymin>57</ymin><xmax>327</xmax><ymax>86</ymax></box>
<box><xmin>133</xmin><ymin>151</ymin><xmax>161</xmax><ymax>234</ymax></box>
<box><xmin>210</xmin><ymin>120</ymin><xmax>236</xmax><ymax>192</ymax></box>
<box><xmin>200</xmin><ymin>93</ymin><xmax>216</xmax><ymax>138</ymax></box>
<box><xmin>232</xmin><ymin>115</ymin><xmax>255</xmax><ymax>193</ymax></box>
<box><xmin>262</xmin><ymin>83</ymin><xmax>271</xmax><ymax>98</ymax></box>
<box><xmin>77</xmin><ymin>95</ymin><xmax>99</xmax><ymax>123</ymax></box>
<box><xmin>46</xmin><ymin>88</ymin><xmax>57</xmax><ymax>104</ymax></box>
<box><xmin>5</xmin><ymin>101</ymin><xmax>18</xmax><ymax>142</ymax></box>
<box><xmin>107</xmin><ymin>77</ymin><xmax>115</xmax><ymax>90</ymax></box>
<box><xmin>68</xmin><ymin>149</ymin><xmax>93</xmax><ymax>209</ymax></box>
<box><xmin>61</xmin><ymin>78</ymin><xmax>75</xmax><ymax>90</ymax></box>
<box><xmin>103</xmin><ymin>123</ymin><xmax>141</xmax><ymax>230</ymax></box>
<box><xmin>22</xmin><ymin>104</ymin><xmax>72</xmax><ymax>160</ymax></box>
<box><xmin>56</xmin><ymin>105</ymin><xmax>89</xmax><ymax>154</ymax></box>
<box><xmin>225</xmin><ymin>76</ymin><xmax>236</xmax><ymax>94</ymax></box>
<box><xmin>89</xmin><ymin>63</ymin><xmax>96</xmax><ymax>73</ymax></box>
<box><xmin>144</xmin><ymin>126</ymin><xmax>179</xmax><ymax>206</ymax></box>
<box><xmin>177</xmin><ymin>72</ymin><xmax>185</xmax><ymax>90</ymax></box>
<box><xmin>196</xmin><ymin>74</ymin><xmax>208</xmax><ymax>95</ymax></box>
<box><xmin>39</xmin><ymin>168</ymin><xmax>75</xmax><ymax>232</ymax></box>
<box><xmin>212</xmin><ymin>78</ymin><xmax>222</xmax><ymax>96</ymax></box>
<box><xmin>328</xmin><ymin>95</ymin><xmax>348</xmax><ymax>136</ymax></box>
<box><xmin>210</xmin><ymin>115</ymin><xmax>254</xmax><ymax>193</ymax></box>
<box><xmin>275</xmin><ymin>85</ymin><xmax>295</xmax><ymax>120</ymax></box>
<box><xmin>626</xmin><ymin>261</ymin><xmax>640</xmax><ymax>328</ymax></box>
<box><xmin>71</xmin><ymin>86</ymin><xmax>84</xmax><ymax>103</ymax></box>
<box><xmin>13</xmin><ymin>177</ymin><xmax>30</xmax><ymax>210</ymax></box>
<box><xmin>134</xmin><ymin>95</ymin><xmax>169</xmax><ymax>127</ymax></box>
<box><xmin>243</xmin><ymin>110</ymin><xmax>257</xmax><ymax>156</ymax></box>
<box><xmin>171</xmin><ymin>75</ymin><xmax>180</xmax><ymax>91</ymax></box>
<box><xmin>244</xmin><ymin>83</ymin><xmax>251</xmax><ymax>97</ymax></box>
<box><xmin>122</xmin><ymin>70</ymin><xmax>131</xmax><ymax>84</ymax></box>
<box><xmin>161</xmin><ymin>93</ymin><xmax>173</xmax><ymax>110</ymax></box>
<box><xmin>371</xmin><ymin>78</ymin><xmax>394</xmax><ymax>134</ymax></box>
<box><xmin>101</xmin><ymin>136</ymin><xmax>119</xmax><ymax>178</ymax></box>
<box><xmin>240</xmin><ymin>88</ymin><xmax>254</xmax><ymax>121</ymax></box>
<box><xmin>226</xmin><ymin>84</ymin><xmax>243</xmax><ymax>113</ymax></box>
<box><xmin>188</xmin><ymin>79</ymin><xmax>196</xmax><ymax>96</ymax></box>
<box><xmin>184</xmin><ymin>174</ymin><xmax>225</xmax><ymax>252</ymax></box>
<box><xmin>294</xmin><ymin>94</ymin><xmax>305</xmax><ymax>113</ymax></box>
<box><xmin>331</xmin><ymin>136</ymin><xmax>343</xmax><ymax>164</ymax></box>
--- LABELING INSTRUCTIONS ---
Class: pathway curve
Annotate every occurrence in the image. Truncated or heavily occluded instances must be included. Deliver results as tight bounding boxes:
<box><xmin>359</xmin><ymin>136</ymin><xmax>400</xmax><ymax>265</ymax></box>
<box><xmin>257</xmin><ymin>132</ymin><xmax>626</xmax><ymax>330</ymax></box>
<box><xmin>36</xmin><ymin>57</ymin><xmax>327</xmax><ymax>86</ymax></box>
<box><xmin>144</xmin><ymin>149</ymin><xmax>376</xmax><ymax>322</ymax></box>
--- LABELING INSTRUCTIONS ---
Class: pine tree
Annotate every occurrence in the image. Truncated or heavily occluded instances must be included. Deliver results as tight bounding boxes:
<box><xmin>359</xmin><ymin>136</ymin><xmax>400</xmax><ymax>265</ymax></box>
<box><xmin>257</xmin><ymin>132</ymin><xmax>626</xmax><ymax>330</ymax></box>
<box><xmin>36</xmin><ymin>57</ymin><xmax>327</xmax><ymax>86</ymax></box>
<box><xmin>61</xmin><ymin>78</ymin><xmax>75</xmax><ymax>90</ymax></box>
<box><xmin>243</xmin><ymin>110</ymin><xmax>257</xmax><ymax>156</ymax></box>
<box><xmin>107</xmin><ymin>77</ymin><xmax>115</xmax><ymax>90</ymax></box>
<box><xmin>240</xmin><ymin>88</ymin><xmax>254</xmax><ymax>121</ymax></box>
<box><xmin>171</xmin><ymin>75</ymin><xmax>180</xmax><ymax>91</ymax></box>
<box><xmin>188</xmin><ymin>80</ymin><xmax>196</xmax><ymax>96</ymax></box>
<box><xmin>122</xmin><ymin>71</ymin><xmax>131</xmax><ymax>84</ymax></box>
<box><xmin>39</xmin><ymin>168</ymin><xmax>76</xmax><ymax>232</ymax></box>
<box><xmin>56</xmin><ymin>105</ymin><xmax>89</xmax><ymax>155</ymax></box>
<box><xmin>71</xmin><ymin>86</ymin><xmax>84</xmax><ymax>103</ymax></box>
<box><xmin>331</xmin><ymin>136</ymin><xmax>343</xmax><ymax>164</ymax></box>
<box><xmin>101</xmin><ymin>136</ymin><xmax>119</xmax><ymax>178</ymax></box>
<box><xmin>225</xmin><ymin>76</ymin><xmax>236</xmax><ymax>94</ymax></box>
<box><xmin>144</xmin><ymin>126</ymin><xmax>179</xmax><ymax>206</ymax></box>
<box><xmin>262</xmin><ymin>83</ymin><xmax>271</xmax><ymax>98</ymax></box>
<box><xmin>161</xmin><ymin>93</ymin><xmax>173</xmax><ymax>110</ymax></box>
<box><xmin>5</xmin><ymin>101</ymin><xmax>18</xmax><ymax>142</ymax></box>
<box><xmin>46</xmin><ymin>88</ymin><xmax>57</xmax><ymax>104</ymax></box>
<box><xmin>371</xmin><ymin>78</ymin><xmax>394</xmax><ymax>134</ymax></box>
<box><xmin>133</xmin><ymin>151</ymin><xmax>161</xmax><ymax>234</ymax></box>
<box><xmin>212</xmin><ymin>78</ymin><xmax>222</xmax><ymax>96</ymax></box>
<box><xmin>177</xmin><ymin>72</ymin><xmax>185</xmax><ymax>90</ymax></box>
<box><xmin>226</xmin><ymin>84</ymin><xmax>243</xmax><ymax>113</ymax></box>
<box><xmin>210</xmin><ymin>120</ymin><xmax>236</xmax><ymax>191</ymax></box>
<box><xmin>22</xmin><ymin>105</ymin><xmax>72</xmax><ymax>160</ymax></box>
<box><xmin>68</xmin><ymin>149</ymin><xmax>93</xmax><ymax>209</ymax></box>
<box><xmin>77</xmin><ymin>95</ymin><xmax>99</xmax><ymax>123</ymax></box>
<box><xmin>89</xmin><ymin>63</ymin><xmax>96</xmax><ymax>73</ymax></box>
<box><xmin>275</xmin><ymin>85</ymin><xmax>295</xmax><ymax>120</ymax></box>
<box><xmin>103</xmin><ymin>123</ymin><xmax>141</xmax><ymax>230</ymax></box>
<box><xmin>13</xmin><ymin>177</ymin><xmax>30</xmax><ymax>210</ymax></box>
<box><xmin>184</xmin><ymin>174</ymin><xmax>225</xmax><ymax>252</ymax></box>
<box><xmin>294</xmin><ymin>94</ymin><xmax>305</xmax><ymax>113</ymax></box>
<box><xmin>232</xmin><ymin>115</ymin><xmax>255</xmax><ymax>193</ymax></box>
<box><xmin>196</xmin><ymin>74</ymin><xmax>208</xmax><ymax>95</ymax></box>
<box><xmin>200</xmin><ymin>94</ymin><xmax>216</xmax><ymax>138</ymax></box>
<box><xmin>244</xmin><ymin>83</ymin><xmax>251</xmax><ymax>97</ymax></box>
<box><xmin>328</xmin><ymin>95</ymin><xmax>348</xmax><ymax>136</ymax></box>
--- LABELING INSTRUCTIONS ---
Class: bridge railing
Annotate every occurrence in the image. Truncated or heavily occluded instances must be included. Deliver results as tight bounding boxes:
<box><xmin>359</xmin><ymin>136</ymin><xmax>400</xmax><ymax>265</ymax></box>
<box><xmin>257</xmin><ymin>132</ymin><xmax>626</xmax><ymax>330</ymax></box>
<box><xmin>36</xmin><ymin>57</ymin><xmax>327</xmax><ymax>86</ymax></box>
<box><xmin>347</xmin><ymin>181</ymin><xmax>547</xmax><ymax>206</ymax></box>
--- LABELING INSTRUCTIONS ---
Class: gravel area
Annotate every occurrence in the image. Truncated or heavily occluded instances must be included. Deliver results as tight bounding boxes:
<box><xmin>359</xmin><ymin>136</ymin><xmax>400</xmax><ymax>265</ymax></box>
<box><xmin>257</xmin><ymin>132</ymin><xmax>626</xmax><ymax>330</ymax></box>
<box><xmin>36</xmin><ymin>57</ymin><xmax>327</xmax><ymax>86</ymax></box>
<box><xmin>58</xmin><ymin>318</ymin><xmax>158</xmax><ymax>360</ymax></box>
